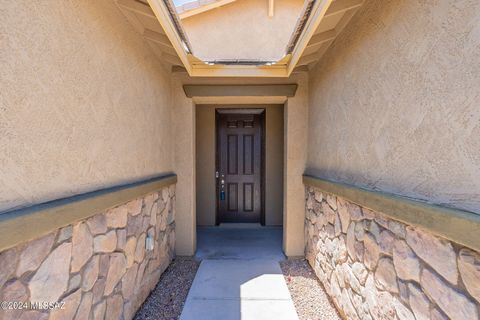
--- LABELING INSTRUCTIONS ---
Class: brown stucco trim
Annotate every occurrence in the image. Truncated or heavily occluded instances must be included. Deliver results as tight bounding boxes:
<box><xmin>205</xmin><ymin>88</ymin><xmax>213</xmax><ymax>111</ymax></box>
<box><xmin>303</xmin><ymin>174</ymin><xmax>480</xmax><ymax>252</ymax></box>
<box><xmin>183</xmin><ymin>84</ymin><xmax>298</xmax><ymax>98</ymax></box>
<box><xmin>0</xmin><ymin>174</ymin><xmax>177</xmax><ymax>252</ymax></box>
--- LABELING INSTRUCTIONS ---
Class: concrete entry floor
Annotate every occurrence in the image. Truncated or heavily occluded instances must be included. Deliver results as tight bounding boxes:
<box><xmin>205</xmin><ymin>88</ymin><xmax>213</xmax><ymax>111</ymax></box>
<box><xmin>195</xmin><ymin>225</ymin><xmax>285</xmax><ymax>261</ymax></box>
<box><xmin>180</xmin><ymin>226</ymin><xmax>299</xmax><ymax>320</ymax></box>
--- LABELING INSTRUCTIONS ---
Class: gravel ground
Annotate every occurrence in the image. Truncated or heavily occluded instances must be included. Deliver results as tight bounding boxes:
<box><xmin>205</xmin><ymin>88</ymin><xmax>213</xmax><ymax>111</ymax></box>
<box><xmin>135</xmin><ymin>257</ymin><xmax>200</xmax><ymax>320</ymax></box>
<box><xmin>280</xmin><ymin>259</ymin><xmax>341</xmax><ymax>320</ymax></box>
<box><xmin>135</xmin><ymin>257</ymin><xmax>338</xmax><ymax>320</ymax></box>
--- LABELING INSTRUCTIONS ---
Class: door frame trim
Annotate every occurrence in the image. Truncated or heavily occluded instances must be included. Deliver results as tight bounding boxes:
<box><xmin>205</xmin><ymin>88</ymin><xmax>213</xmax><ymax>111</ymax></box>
<box><xmin>216</xmin><ymin>108</ymin><xmax>265</xmax><ymax>114</ymax></box>
<box><xmin>215</xmin><ymin>108</ymin><xmax>266</xmax><ymax>225</ymax></box>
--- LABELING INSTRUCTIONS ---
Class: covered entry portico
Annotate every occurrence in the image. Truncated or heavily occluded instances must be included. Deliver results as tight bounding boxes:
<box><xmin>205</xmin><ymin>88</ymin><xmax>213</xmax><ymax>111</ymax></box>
<box><xmin>172</xmin><ymin>76</ymin><xmax>309</xmax><ymax>258</ymax></box>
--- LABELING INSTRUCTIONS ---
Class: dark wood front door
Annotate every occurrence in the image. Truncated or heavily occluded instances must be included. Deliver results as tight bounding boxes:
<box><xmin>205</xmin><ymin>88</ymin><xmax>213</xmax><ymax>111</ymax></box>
<box><xmin>216</xmin><ymin>109</ymin><xmax>265</xmax><ymax>224</ymax></box>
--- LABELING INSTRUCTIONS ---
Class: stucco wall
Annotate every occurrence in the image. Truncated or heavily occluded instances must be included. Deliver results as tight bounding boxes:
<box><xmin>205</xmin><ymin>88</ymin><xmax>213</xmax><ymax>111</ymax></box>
<box><xmin>181</xmin><ymin>0</ymin><xmax>304</xmax><ymax>61</ymax></box>
<box><xmin>0</xmin><ymin>1</ymin><xmax>173</xmax><ymax>213</ymax></box>
<box><xmin>195</xmin><ymin>105</ymin><xmax>284</xmax><ymax>226</ymax></box>
<box><xmin>307</xmin><ymin>0</ymin><xmax>480</xmax><ymax>213</ymax></box>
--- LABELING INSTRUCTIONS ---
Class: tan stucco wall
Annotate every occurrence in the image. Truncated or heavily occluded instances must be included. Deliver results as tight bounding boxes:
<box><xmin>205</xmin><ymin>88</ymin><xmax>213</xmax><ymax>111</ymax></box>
<box><xmin>195</xmin><ymin>106</ymin><xmax>216</xmax><ymax>225</ymax></box>
<box><xmin>0</xmin><ymin>1</ymin><xmax>174</xmax><ymax>213</ymax></box>
<box><xmin>265</xmin><ymin>105</ymin><xmax>285</xmax><ymax>225</ymax></box>
<box><xmin>181</xmin><ymin>0</ymin><xmax>304</xmax><ymax>61</ymax></box>
<box><xmin>172</xmin><ymin>72</ymin><xmax>308</xmax><ymax>257</ymax></box>
<box><xmin>195</xmin><ymin>105</ymin><xmax>284</xmax><ymax>226</ymax></box>
<box><xmin>307</xmin><ymin>0</ymin><xmax>480</xmax><ymax>214</ymax></box>
<box><xmin>172</xmin><ymin>76</ymin><xmax>197</xmax><ymax>256</ymax></box>
<box><xmin>283</xmin><ymin>72</ymin><xmax>308</xmax><ymax>256</ymax></box>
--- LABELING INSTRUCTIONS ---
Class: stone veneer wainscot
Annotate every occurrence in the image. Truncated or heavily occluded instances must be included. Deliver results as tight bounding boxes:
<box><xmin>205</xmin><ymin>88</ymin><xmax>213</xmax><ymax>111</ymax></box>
<box><xmin>305</xmin><ymin>186</ymin><xmax>480</xmax><ymax>320</ymax></box>
<box><xmin>0</xmin><ymin>185</ymin><xmax>176</xmax><ymax>320</ymax></box>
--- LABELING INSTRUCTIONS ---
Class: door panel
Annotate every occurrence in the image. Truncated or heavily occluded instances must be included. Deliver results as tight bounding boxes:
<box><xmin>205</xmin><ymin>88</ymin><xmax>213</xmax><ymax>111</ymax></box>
<box><xmin>227</xmin><ymin>183</ymin><xmax>238</xmax><ymax>211</ymax></box>
<box><xmin>243</xmin><ymin>135</ymin><xmax>254</xmax><ymax>175</ymax></box>
<box><xmin>243</xmin><ymin>183</ymin><xmax>254</xmax><ymax>212</ymax></box>
<box><xmin>227</xmin><ymin>135</ymin><xmax>238</xmax><ymax>174</ymax></box>
<box><xmin>217</xmin><ymin>110</ymin><xmax>264</xmax><ymax>224</ymax></box>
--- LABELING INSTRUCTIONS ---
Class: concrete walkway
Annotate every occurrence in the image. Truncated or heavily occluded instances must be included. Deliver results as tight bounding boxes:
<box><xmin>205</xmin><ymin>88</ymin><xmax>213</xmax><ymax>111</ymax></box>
<box><xmin>180</xmin><ymin>226</ymin><xmax>299</xmax><ymax>320</ymax></box>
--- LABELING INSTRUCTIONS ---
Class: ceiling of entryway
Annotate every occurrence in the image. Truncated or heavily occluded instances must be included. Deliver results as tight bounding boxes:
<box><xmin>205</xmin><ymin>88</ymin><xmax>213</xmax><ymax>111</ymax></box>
<box><xmin>114</xmin><ymin>0</ymin><xmax>365</xmax><ymax>77</ymax></box>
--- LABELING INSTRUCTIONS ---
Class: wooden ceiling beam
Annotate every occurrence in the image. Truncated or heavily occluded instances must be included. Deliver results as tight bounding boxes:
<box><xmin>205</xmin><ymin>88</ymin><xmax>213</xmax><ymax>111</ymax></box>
<box><xmin>143</xmin><ymin>29</ymin><xmax>172</xmax><ymax>47</ymax></box>
<box><xmin>297</xmin><ymin>52</ymin><xmax>320</xmax><ymax>66</ymax></box>
<box><xmin>324</xmin><ymin>0</ymin><xmax>363</xmax><ymax>17</ymax></box>
<box><xmin>116</xmin><ymin>3</ymin><xmax>146</xmax><ymax>34</ymax></box>
<box><xmin>297</xmin><ymin>40</ymin><xmax>333</xmax><ymax>66</ymax></box>
<box><xmin>306</xmin><ymin>29</ymin><xmax>336</xmax><ymax>50</ymax></box>
<box><xmin>147</xmin><ymin>0</ymin><xmax>193</xmax><ymax>72</ymax></box>
<box><xmin>333</xmin><ymin>5</ymin><xmax>359</xmax><ymax>33</ymax></box>
<box><xmin>147</xmin><ymin>40</ymin><xmax>177</xmax><ymax>56</ymax></box>
<box><xmin>117</xmin><ymin>0</ymin><xmax>156</xmax><ymax>18</ymax></box>
<box><xmin>299</xmin><ymin>1</ymin><xmax>364</xmax><ymax>68</ymax></box>
<box><xmin>286</xmin><ymin>0</ymin><xmax>334</xmax><ymax>75</ymax></box>
<box><xmin>268</xmin><ymin>0</ymin><xmax>275</xmax><ymax>17</ymax></box>
<box><xmin>310</xmin><ymin>7</ymin><xmax>360</xmax><ymax>63</ymax></box>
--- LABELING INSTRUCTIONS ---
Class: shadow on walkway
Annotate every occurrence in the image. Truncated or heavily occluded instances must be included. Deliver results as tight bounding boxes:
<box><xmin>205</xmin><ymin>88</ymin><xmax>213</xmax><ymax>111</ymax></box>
<box><xmin>181</xmin><ymin>225</ymin><xmax>299</xmax><ymax>320</ymax></box>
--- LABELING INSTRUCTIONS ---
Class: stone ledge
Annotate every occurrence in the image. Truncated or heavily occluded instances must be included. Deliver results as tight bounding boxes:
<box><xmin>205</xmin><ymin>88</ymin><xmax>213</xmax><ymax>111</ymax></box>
<box><xmin>303</xmin><ymin>174</ymin><xmax>480</xmax><ymax>252</ymax></box>
<box><xmin>0</xmin><ymin>174</ymin><xmax>177</xmax><ymax>252</ymax></box>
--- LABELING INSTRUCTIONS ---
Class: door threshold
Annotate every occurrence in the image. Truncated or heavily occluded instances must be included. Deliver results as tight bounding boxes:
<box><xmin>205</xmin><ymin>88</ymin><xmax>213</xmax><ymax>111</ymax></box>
<box><xmin>218</xmin><ymin>223</ymin><xmax>262</xmax><ymax>229</ymax></box>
